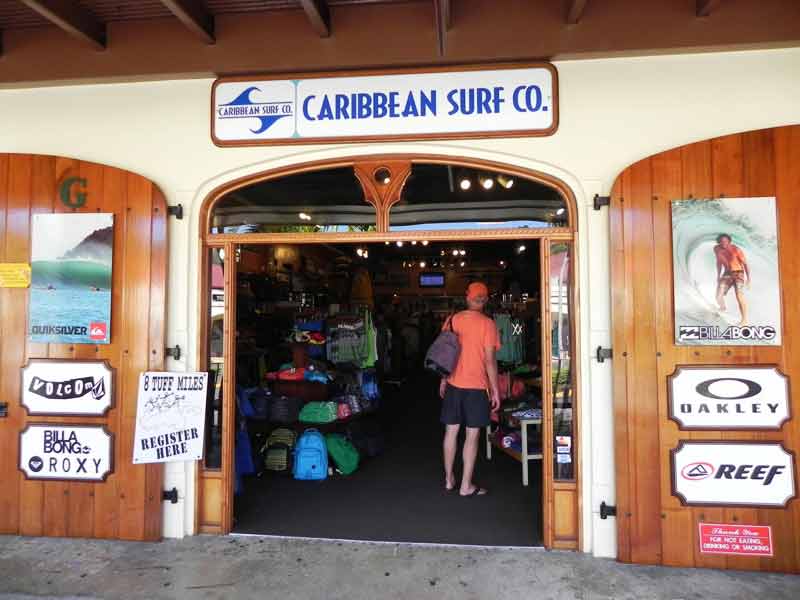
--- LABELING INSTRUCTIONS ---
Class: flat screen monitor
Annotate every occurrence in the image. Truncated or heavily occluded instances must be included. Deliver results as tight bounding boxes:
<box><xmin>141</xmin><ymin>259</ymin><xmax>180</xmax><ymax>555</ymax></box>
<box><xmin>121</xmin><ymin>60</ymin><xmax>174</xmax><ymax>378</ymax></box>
<box><xmin>419</xmin><ymin>272</ymin><xmax>445</xmax><ymax>287</ymax></box>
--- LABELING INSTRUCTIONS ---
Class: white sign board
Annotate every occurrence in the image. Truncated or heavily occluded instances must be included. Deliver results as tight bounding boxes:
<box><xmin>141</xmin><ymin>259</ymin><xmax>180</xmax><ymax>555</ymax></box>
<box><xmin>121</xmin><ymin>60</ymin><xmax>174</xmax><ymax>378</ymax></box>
<box><xmin>668</xmin><ymin>366</ymin><xmax>790</xmax><ymax>430</ymax></box>
<box><xmin>672</xmin><ymin>442</ymin><xmax>796</xmax><ymax>508</ymax></box>
<box><xmin>21</xmin><ymin>360</ymin><xmax>113</xmax><ymax>416</ymax></box>
<box><xmin>19</xmin><ymin>424</ymin><xmax>113</xmax><ymax>481</ymax></box>
<box><xmin>133</xmin><ymin>372</ymin><xmax>208</xmax><ymax>464</ymax></box>
<box><xmin>212</xmin><ymin>65</ymin><xmax>557</xmax><ymax>144</ymax></box>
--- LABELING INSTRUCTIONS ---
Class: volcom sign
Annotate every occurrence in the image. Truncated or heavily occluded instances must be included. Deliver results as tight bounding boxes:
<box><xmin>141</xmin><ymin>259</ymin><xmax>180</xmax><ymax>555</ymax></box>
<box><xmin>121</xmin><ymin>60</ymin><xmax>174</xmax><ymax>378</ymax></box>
<box><xmin>19</xmin><ymin>424</ymin><xmax>113</xmax><ymax>481</ymax></box>
<box><xmin>671</xmin><ymin>441</ymin><xmax>796</xmax><ymax>508</ymax></box>
<box><xmin>21</xmin><ymin>360</ymin><xmax>113</xmax><ymax>416</ymax></box>
<box><xmin>668</xmin><ymin>366</ymin><xmax>790</xmax><ymax>430</ymax></box>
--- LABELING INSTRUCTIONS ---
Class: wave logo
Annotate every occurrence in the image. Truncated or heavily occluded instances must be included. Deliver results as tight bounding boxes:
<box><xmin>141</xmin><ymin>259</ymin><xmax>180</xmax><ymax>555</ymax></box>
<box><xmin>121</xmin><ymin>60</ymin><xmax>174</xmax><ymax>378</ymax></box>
<box><xmin>217</xmin><ymin>86</ymin><xmax>293</xmax><ymax>134</ymax></box>
<box><xmin>89</xmin><ymin>322</ymin><xmax>107</xmax><ymax>341</ymax></box>
<box><xmin>681</xmin><ymin>462</ymin><xmax>714</xmax><ymax>481</ymax></box>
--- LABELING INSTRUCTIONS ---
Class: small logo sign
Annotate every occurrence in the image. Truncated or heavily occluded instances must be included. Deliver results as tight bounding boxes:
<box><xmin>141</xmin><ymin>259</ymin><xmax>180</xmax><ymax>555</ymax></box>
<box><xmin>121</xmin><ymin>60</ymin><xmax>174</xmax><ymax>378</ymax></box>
<box><xmin>89</xmin><ymin>322</ymin><xmax>108</xmax><ymax>341</ymax></box>
<box><xmin>28</xmin><ymin>456</ymin><xmax>44</xmax><ymax>472</ymax></box>
<box><xmin>682</xmin><ymin>462</ymin><xmax>714</xmax><ymax>480</ymax></box>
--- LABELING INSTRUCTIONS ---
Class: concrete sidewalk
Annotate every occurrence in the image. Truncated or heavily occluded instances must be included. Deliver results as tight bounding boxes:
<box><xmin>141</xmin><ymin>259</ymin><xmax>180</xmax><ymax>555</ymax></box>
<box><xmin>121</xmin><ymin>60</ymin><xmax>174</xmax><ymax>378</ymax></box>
<box><xmin>0</xmin><ymin>535</ymin><xmax>798</xmax><ymax>600</ymax></box>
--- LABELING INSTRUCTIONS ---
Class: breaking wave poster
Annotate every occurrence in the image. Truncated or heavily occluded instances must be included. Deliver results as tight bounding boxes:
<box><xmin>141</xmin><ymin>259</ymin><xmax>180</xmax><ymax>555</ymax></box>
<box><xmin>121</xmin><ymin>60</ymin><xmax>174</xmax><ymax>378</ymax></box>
<box><xmin>672</xmin><ymin>197</ymin><xmax>781</xmax><ymax>346</ymax></box>
<box><xmin>29</xmin><ymin>213</ymin><xmax>113</xmax><ymax>344</ymax></box>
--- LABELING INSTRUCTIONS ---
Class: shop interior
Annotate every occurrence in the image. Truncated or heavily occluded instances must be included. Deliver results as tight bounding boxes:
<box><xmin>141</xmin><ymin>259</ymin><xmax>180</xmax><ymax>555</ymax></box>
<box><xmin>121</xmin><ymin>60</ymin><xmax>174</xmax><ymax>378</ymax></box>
<box><xmin>204</xmin><ymin>162</ymin><xmax>574</xmax><ymax>546</ymax></box>
<box><xmin>223</xmin><ymin>238</ymin><xmax>546</xmax><ymax>546</ymax></box>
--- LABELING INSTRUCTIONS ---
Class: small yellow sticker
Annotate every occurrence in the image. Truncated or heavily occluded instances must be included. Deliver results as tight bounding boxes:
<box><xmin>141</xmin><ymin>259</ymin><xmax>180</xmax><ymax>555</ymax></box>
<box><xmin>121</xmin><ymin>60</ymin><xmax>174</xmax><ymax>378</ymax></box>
<box><xmin>0</xmin><ymin>263</ymin><xmax>32</xmax><ymax>288</ymax></box>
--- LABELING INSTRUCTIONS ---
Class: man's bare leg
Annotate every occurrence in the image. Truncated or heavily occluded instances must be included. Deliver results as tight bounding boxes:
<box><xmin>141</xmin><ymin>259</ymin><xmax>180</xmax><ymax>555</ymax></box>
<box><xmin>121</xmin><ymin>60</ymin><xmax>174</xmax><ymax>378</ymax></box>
<box><xmin>443</xmin><ymin>424</ymin><xmax>459</xmax><ymax>490</ymax></box>
<box><xmin>716</xmin><ymin>282</ymin><xmax>728</xmax><ymax>311</ymax></box>
<box><xmin>734</xmin><ymin>287</ymin><xmax>748</xmax><ymax>325</ymax></box>
<box><xmin>460</xmin><ymin>427</ymin><xmax>487</xmax><ymax>495</ymax></box>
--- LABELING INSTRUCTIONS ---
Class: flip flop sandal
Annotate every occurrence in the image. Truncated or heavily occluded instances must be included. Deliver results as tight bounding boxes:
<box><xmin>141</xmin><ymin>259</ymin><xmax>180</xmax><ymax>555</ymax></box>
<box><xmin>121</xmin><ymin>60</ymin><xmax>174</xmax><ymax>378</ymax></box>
<box><xmin>461</xmin><ymin>487</ymin><xmax>488</xmax><ymax>497</ymax></box>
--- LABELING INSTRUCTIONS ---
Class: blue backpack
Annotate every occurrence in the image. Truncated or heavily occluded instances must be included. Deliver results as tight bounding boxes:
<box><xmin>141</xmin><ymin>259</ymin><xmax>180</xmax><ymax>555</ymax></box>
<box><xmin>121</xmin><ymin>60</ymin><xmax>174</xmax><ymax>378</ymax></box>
<box><xmin>293</xmin><ymin>429</ymin><xmax>328</xmax><ymax>481</ymax></box>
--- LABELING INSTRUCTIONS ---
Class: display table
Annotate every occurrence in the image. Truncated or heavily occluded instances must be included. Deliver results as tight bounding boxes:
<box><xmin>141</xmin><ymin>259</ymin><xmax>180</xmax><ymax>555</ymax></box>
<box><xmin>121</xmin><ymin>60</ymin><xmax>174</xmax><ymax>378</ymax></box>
<box><xmin>486</xmin><ymin>417</ymin><xmax>542</xmax><ymax>486</ymax></box>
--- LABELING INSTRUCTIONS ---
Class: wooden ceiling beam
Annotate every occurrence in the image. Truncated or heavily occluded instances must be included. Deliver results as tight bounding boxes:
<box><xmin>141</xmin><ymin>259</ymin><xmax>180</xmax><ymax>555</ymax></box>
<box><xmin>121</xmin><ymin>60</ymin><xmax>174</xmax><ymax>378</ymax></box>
<box><xmin>159</xmin><ymin>0</ymin><xmax>215</xmax><ymax>44</ymax></box>
<box><xmin>299</xmin><ymin>0</ymin><xmax>331</xmax><ymax>38</ymax></box>
<box><xmin>566</xmin><ymin>0</ymin><xmax>589</xmax><ymax>25</ymax></box>
<box><xmin>696</xmin><ymin>0</ymin><xmax>723</xmax><ymax>17</ymax></box>
<box><xmin>17</xmin><ymin>0</ymin><xmax>105</xmax><ymax>50</ymax></box>
<box><xmin>434</xmin><ymin>0</ymin><xmax>451</xmax><ymax>57</ymax></box>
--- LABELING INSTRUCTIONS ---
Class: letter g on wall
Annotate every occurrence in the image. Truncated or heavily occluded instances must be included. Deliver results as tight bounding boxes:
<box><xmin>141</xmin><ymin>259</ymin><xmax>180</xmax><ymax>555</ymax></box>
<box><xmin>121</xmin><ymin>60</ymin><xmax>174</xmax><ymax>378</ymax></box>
<box><xmin>60</xmin><ymin>177</ymin><xmax>88</xmax><ymax>209</ymax></box>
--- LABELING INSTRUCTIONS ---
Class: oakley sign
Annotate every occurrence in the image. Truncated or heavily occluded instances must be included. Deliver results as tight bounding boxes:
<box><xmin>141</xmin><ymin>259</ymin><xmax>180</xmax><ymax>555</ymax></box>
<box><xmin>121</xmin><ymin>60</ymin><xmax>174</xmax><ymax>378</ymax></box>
<box><xmin>668</xmin><ymin>366</ymin><xmax>789</xmax><ymax>430</ymax></box>
<box><xmin>671</xmin><ymin>441</ymin><xmax>796</xmax><ymax>508</ymax></box>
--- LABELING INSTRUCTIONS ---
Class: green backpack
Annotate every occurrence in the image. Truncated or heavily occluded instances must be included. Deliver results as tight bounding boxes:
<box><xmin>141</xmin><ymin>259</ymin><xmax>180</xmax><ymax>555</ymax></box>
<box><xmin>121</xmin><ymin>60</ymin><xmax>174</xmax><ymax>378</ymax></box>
<box><xmin>299</xmin><ymin>401</ymin><xmax>338</xmax><ymax>424</ymax></box>
<box><xmin>261</xmin><ymin>427</ymin><xmax>296</xmax><ymax>473</ymax></box>
<box><xmin>325</xmin><ymin>433</ymin><xmax>360</xmax><ymax>476</ymax></box>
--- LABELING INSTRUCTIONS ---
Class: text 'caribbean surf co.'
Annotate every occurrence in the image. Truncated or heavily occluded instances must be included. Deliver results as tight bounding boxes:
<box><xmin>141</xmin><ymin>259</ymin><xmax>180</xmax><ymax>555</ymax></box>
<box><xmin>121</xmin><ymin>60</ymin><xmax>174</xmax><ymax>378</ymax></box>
<box><xmin>213</xmin><ymin>66</ymin><xmax>557</xmax><ymax>143</ymax></box>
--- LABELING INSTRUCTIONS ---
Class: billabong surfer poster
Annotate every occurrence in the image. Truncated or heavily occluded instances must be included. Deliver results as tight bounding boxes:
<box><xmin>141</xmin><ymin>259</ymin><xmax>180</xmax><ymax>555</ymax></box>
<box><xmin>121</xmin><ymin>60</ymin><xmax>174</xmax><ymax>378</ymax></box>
<box><xmin>29</xmin><ymin>213</ymin><xmax>113</xmax><ymax>344</ymax></box>
<box><xmin>672</xmin><ymin>197</ymin><xmax>781</xmax><ymax>346</ymax></box>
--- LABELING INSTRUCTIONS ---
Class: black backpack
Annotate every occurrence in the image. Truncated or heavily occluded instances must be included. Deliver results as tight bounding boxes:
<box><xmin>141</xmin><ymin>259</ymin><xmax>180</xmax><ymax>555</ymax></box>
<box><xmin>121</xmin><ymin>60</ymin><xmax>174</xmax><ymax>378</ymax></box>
<box><xmin>424</xmin><ymin>314</ymin><xmax>461</xmax><ymax>376</ymax></box>
<box><xmin>270</xmin><ymin>395</ymin><xmax>302</xmax><ymax>424</ymax></box>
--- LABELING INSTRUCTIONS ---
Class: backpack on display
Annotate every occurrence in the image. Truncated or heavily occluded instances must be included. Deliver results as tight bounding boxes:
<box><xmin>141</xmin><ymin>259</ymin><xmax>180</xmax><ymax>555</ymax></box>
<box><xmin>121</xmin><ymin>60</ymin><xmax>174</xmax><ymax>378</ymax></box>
<box><xmin>424</xmin><ymin>314</ymin><xmax>461</xmax><ymax>376</ymax></box>
<box><xmin>293</xmin><ymin>429</ymin><xmax>328</xmax><ymax>481</ymax></box>
<box><xmin>325</xmin><ymin>434</ymin><xmax>360</xmax><ymax>476</ymax></box>
<box><xmin>261</xmin><ymin>427</ymin><xmax>296</xmax><ymax>473</ymax></box>
<box><xmin>337</xmin><ymin>402</ymin><xmax>351</xmax><ymax>420</ymax></box>
<box><xmin>298</xmin><ymin>401</ymin><xmax>338</xmax><ymax>424</ymax></box>
<box><xmin>270</xmin><ymin>395</ymin><xmax>302</xmax><ymax>424</ymax></box>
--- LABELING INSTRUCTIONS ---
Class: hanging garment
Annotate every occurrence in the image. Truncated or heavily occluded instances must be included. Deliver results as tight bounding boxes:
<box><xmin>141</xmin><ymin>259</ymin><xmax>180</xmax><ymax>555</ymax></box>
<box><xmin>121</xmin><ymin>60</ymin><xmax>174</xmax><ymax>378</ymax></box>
<box><xmin>350</xmin><ymin>267</ymin><xmax>374</xmax><ymax>310</ymax></box>
<box><xmin>495</xmin><ymin>314</ymin><xmax>525</xmax><ymax>365</ymax></box>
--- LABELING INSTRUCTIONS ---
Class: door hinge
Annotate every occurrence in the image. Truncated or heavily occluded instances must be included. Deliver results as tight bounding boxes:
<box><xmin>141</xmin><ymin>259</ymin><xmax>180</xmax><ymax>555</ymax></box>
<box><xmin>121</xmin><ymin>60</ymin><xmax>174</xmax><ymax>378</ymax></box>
<box><xmin>596</xmin><ymin>346</ymin><xmax>613</xmax><ymax>363</ymax></box>
<box><xmin>165</xmin><ymin>345</ymin><xmax>182</xmax><ymax>361</ymax></box>
<box><xmin>600</xmin><ymin>501</ymin><xmax>617</xmax><ymax>519</ymax></box>
<box><xmin>593</xmin><ymin>194</ymin><xmax>611</xmax><ymax>210</ymax></box>
<box><xmin>167</xmin><ymin>204</ymin><xmax>184</xmax><ymax>219</ymax></box>
<box><xmin>162</xmin><ymin>488</ymin><xmax>179</xmax><ymax>504</ymax></box>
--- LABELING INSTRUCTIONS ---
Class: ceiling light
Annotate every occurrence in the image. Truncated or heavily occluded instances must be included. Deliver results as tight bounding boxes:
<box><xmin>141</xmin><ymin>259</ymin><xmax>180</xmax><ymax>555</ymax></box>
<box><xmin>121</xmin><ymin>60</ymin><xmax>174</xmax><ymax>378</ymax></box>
<box><xmin>385</xmin><ymin>241</ymin><xmax>390</xmax><ymax>245</ymax></box>
<box><xmin>517</xmin><ymin>244</ymin><xmax>526</xmax><ymax>253</ymax></box>
<box><xmin>396</xmin><ymin>241</ymin><xmax>404</xmax><ymax>247</ymax></box>
<box><xmin>356</xmin><ymin>248</ymin><xmax>364</xmax><ymax>257</ymax></box>
<box><xmin>440</xmin><ymin>250</ymin><xmax>445</xmax><ymax>256</ymax></box>
<box><xmin>421</xmin><ymin>240</ymin><xmax>429</xmax><ymax>246</ymax></box>
<box><xmin>499</xmin><ymin>260</ymin><xmax>505</xmax><ymax>266</ymax></box>
<box><xmin>411</xmin><ymin>240</ymin><xmax>417</xmax><ymax>245</ymax></box>
<box><xmin>556</xmin><ymin>207</ymin><xmax>566</xmax><ymax>216</ymax></box>
<box><xmin>459</xmin><ymin>178</ymin><xmax>472</xmax><ymax>191</ymax></box>
<box><xmin>459</xmin><ymin>250</ymin><xmax>466</xmax><ymax>256</ymax></box>
<box><xmin>218</xmin><ymin>248</ymin><xmax>225</xmax><ymax>261</ymax></box>
<box><xmin>460</xmin><ymin>261</ymin><xmax>466</xmax><ymax>267</ymax></box>
<box><xmin>298</xmin><ymin>212</ymin><xmax>312</xmax><ymax>221</ymax></box>
<box><xmin>420</xmin><ymin>261</ymin><xmax>426</xmax><ymax>268</ymax></box>
<box><xmin>452</xmin><ymin>249</ymin><xmax>459</xmax><ymax>256</ymax></box>
<box><xmin>363</xmin><ymin>250</ymin><xmax>369</xmax><ymax>258</ymax></box>
<box><xmin>479</xmin><ymin>175</ymin><xmax>494</xmax><ymax>190</ymax></box>
<box><xmin>497</xmin><ymin>175</ymin><xmax>514</xmax><ymax>189</ymax></box>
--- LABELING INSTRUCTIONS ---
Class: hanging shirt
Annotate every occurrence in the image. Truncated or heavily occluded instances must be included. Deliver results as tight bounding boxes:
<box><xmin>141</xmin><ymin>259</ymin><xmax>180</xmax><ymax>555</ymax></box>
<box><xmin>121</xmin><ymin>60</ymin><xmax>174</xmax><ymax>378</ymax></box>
<box><xmin>446</xmin><ymin>310</ymin><xmax>501</xmax><ymax>391</ymax></box>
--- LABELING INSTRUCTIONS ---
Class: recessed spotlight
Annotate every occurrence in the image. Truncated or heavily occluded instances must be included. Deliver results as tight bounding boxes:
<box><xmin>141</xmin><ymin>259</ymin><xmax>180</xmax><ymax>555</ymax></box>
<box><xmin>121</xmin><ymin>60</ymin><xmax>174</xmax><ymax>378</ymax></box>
<box><xmin>459</xmin><ymin>178</ymin><xmax>472</xmax><ymax>191</ymax></box>
<box><xmin>411</xmin><ymin>241</ymin><xmax>417</xmax><ymax>245</ymax></box>
<box><xmin>499</xmin><ymin>260</ymin><xmax>505</xmax><ymax>266</ymax></box>
<box><xmin>459</xmin><ymin>250</ymin><xmax>466</xmax><ymax>256</ymax></box>
<box><xmin>385</xmin><ymin>241</ymin><xmax>390</xmax><ymax>245</ymax></box>
<box><xmin>556</xmin><ymin>207</ymin><xmax>566</xmax><ymax>216</ymax></box>
<box><xmin>356</xmin><ymin>248</ymin><xmax>364</xmax><ymax>257</ymax></box>
<box><xmin>298</xmin><ymin>212</ymin><xmax>312</xmax><ymax>221</ymax></box>
<box><xmin>396</xmin><ymin>241</ymin><xmax>404</xmax><ymax>247</ymax></box>
<box><xmin>517</xmin><ymin>244</ymin><xmax>526</xmax><ymax>253</ymax></box>
<box><xmin>460</xmin><ymin>261</ymin><xmax>466</xmax><ymax>267</ymax></box>
<box><xmin>452</xmin><ymin>249</ymin><xmax>459</xmax><ymax>256</ymax></box>
<box><xmin>421</xmin><ymin>240</ymin><xmax>429</xmax><ymax>246</ymax></box>
<box><xmin>497</xmin><ymin>175</ymin><xmax>514</xmax><ymax>189</ymax></box>
<box><xmin>479</xmin><ymin>175</ymin><xmax>494</xmax><ymax>190</ymax></box>
<box><xmin>420</xmin><ymin>261</ymin><xmax>426</xmax><ymax>268</ymax></box>
<box><xmin>440</xmin><ymin>250</ymin><xmax>446</xmax><ymax>256</ymax></box>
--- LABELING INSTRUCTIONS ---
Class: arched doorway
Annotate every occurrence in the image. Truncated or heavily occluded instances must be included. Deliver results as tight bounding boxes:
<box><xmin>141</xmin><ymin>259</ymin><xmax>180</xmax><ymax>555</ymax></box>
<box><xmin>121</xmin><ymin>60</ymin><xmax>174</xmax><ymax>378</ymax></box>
<box><xmin>196</xmin><ymin>155</ymin><xmax>581</xmax><ymax>549</ymax></box>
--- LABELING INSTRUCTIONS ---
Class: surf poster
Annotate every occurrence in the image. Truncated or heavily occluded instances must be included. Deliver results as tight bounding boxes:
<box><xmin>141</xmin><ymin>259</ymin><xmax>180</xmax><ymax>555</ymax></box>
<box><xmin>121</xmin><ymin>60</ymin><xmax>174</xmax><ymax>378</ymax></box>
<box><xmin>29</xmin><ymin>213</ymin><xmax>113</xmax><ymax>345</ymax></box>
<box><xmin>671</xmin><ymin>197</ymin><xmax>781</xmax><ymax>346</ymax></box>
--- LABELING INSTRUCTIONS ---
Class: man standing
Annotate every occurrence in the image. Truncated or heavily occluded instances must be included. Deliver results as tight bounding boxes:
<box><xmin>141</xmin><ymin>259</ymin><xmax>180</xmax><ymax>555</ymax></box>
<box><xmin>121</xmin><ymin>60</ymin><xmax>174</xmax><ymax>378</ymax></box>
<box><xmin>439</xmin><ymin>282</ymin><xmax>501</xmax><ymax>496</ymax></box>
<box><xmin>714</xmin><ymin>233</ymin><xmax>750</xmax><ymax>325</ymax></box>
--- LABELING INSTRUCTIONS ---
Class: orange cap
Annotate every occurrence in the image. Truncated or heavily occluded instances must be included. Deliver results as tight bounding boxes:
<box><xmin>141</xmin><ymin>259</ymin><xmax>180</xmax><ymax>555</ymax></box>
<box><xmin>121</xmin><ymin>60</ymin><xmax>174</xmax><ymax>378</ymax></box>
<box><xmin>466</xmin><ymin>281</ymin><xmax>489</xmax><ymax>300</ymax></box>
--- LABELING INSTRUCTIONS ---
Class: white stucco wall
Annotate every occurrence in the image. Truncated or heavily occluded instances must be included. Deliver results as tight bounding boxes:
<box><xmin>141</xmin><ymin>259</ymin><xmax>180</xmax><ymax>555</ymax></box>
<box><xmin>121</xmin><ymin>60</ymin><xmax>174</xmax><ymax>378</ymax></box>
<box><xmin>1</xmin><ymin>47</ymin><xmax>799</xmax><ymax>556</ymax></box>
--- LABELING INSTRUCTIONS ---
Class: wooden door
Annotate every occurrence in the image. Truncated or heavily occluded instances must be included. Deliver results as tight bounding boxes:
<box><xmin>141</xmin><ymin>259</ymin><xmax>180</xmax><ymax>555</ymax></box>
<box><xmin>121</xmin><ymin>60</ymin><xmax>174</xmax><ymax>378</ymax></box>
<box><xmin>611</xmin><ymin>126</ymin><xmax>800</xmax><ymax>573</ymax></box>
<box><xmin>0</xmin><ymin>154</ymin><xmax>167</xmax><ymax>541</ymax></box>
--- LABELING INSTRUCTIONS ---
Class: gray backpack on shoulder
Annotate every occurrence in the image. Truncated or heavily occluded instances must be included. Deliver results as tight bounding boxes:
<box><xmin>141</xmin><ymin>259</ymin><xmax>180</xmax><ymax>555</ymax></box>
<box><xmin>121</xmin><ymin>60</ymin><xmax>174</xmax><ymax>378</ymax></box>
<box><xmin>424</xmin><ymin>314</ymin><xmax>461</xmax><ymax>376</ymax></box>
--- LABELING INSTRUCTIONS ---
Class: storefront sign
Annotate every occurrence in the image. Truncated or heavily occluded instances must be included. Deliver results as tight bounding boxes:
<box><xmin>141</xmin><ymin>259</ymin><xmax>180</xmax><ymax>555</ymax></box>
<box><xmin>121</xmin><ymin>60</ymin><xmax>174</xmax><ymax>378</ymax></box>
<box><xmin>19</xmin><ymin>424</ymin><xmax>113</xmax><ymax>481</ymax></box>
<box><xmin>21</xmin><ymin>359</ymin><xmax>114</xmax><ymax>416</ymax></box>
<box><xmin>671</xmin><ymin>441</ymin><xmax>796</xmax><ymax>508</ymax></box>
<box><xmin>668</xmin><ymin>366</ymin><xmax>789</xmax><ymax>430</ymax></box>
<box><xmin>29</xmin><ymin>213</ymin><xmax>113</xmax><ymax>345</ymax></box>
<box><xmin>671</xmin><ymin>197</ymin><xmax>781</xmax><ymax>346</ymax></box>
<box><xmin>699</xmin><ymin>523</ymin><xmax>773</xmax><ymax>557</ymax></box>
<box><xmin>133</xmin><ymin>372</ymin><xmax>208</xmax><ymax>464</ymax></box>
<box><xmin>212</xmin><ymin>64</ymin><xmax>557</xmax><ymax>145</ymax></box>
<box><xmin>0</xmin><ymin>263</ymin><xmax>31</xmax><ymax>288</ymax></box>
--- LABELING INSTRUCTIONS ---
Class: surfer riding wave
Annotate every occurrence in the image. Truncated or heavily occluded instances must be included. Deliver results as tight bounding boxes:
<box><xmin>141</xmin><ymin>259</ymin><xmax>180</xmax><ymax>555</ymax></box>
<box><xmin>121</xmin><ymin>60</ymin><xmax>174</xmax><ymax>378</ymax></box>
<box><xmin>714</xmin><ymin>233</ymin><xmax>750</xmax><ymax>325</ymax></box>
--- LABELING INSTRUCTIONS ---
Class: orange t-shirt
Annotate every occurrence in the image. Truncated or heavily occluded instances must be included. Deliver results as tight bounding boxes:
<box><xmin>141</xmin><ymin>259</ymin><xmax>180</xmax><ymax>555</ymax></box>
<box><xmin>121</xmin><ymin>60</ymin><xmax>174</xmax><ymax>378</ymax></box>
<box><xmin>445</xmin><ymin>310</ymin><xmax>501</xmax><ymax>390</ymax></box>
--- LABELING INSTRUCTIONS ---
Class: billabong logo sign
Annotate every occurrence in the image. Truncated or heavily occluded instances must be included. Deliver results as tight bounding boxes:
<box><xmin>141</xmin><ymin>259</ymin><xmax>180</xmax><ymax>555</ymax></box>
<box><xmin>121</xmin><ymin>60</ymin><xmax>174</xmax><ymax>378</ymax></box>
<box><xmin>678</xmin><ymin>325</ymin><xmax>776</xmax><ymax>342</ymax></box>
<box><xmin>217</xmin><ymin>86</ymin><xmax>294</xmax><ymax>134</ymax></box>
<box><xmin>19</xmin><ymin>424</ymin><xmax>113</xmax><ymax>481</ymax></box>
<box><xmin>668</xmin><ymin>366</ymin><xmax>790</xmax><ymax>430</ymax></box>
<box><xmin>672</xmin><ymin>441</ymin><xmax>796</xmax><ymax>507</ymax></box>
<box><xmin>22</xmin><ymin>360</ymin><xmax>114</xmax><ymax>416</ymax></box>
